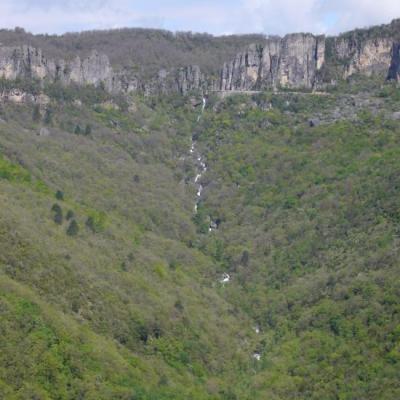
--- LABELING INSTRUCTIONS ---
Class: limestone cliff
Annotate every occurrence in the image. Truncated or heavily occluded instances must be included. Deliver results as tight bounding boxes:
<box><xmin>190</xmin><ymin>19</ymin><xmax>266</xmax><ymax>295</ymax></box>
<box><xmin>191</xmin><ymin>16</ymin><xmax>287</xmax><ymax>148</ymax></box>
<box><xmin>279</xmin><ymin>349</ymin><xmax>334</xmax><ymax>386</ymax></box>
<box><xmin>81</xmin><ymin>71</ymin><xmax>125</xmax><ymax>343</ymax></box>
<box><xmin>0</xmin><ymin>44</ymin><xmax>208</xmax><ymax>96</ymax></box>
<box><xmin>176</xmin><ymin>65</ymin><xmax>206</xmax><ymax>95</ymax></box>
<box><xmin>331</xmin><ymin>36</ymin><xmax>393</xmax><ymax>78</ymax></box>
<box><xmin>0</xmin><ymin>46</ymin><xmax>115</xmax><ymax>88</ymax></box>
<box><xmin>217</xmin><ymin>19</ymin><xmax>400</xmax><ymax>91</ymax></box>
<box><xmin>0</xmin><ymin>19</ymin><xmax>400</xmax><ymax>98</ymax></box>
<box><xmin>0</xmin><ymin>46</ymin><xmax>50</xmax><ymax>81</ymax></box>
<box><xmin>141</xmin><ymin>65</ymin><xmax>212</xmax><ymax>95</ymax></box>
<box><xmin>220</xmin><ymin>34</ymin><xmax>325</xmax><ymax>91</ymax></box>
<box><xmin>388</xmin><ymin>43</ymin><xmax>400</xmax><ymax>80</ymax></box>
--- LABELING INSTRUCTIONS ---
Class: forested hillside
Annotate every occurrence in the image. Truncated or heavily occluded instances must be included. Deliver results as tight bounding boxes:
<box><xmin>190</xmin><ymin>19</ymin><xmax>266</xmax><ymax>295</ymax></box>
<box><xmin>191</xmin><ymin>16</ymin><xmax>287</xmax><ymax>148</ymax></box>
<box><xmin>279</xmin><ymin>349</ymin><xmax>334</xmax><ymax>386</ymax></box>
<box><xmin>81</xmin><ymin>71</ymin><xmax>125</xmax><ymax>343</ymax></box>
<box><xmin>195</xmin><ymin>79</ymin><xmax>400</xmax><ymax>398</ymax></box>
<box><xmin>0</xmin><ymin>53</ymin><xmax>399</xmax><ymax>398</ymax></box>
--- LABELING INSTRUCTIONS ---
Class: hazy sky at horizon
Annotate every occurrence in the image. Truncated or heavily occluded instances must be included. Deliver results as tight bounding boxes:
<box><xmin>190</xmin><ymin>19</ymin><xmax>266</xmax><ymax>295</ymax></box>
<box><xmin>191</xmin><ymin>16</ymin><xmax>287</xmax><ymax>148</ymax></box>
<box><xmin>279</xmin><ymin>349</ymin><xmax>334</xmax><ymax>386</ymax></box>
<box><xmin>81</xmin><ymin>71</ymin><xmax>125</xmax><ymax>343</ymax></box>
<box><xmin>1</xmin><ymin>0</ymin><xmax>400</xmax><ymax>36</ymax></box>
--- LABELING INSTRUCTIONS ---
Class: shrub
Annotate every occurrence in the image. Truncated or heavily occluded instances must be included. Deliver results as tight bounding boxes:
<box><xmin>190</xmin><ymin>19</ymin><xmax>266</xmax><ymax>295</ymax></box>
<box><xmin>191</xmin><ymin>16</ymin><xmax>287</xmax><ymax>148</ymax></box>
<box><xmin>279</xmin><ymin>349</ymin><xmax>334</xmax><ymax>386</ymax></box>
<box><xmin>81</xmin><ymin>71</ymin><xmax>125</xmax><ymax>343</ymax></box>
<box><xmin>55</xmin><ymin>190</ymin><xmax>64</xmax><ymax>201</ymax></box>
<box><xmin>66</xmin><ymin>220</ymin><xmax>79</xmax><ymax>236</ymax></box>
<box><xmin>0</xmin><ymin>156</ymin><xmax>31</xmax><ymax>183</ymax></box>
<box><xmin>44</xmin><ymin>107</ymin><xmax>53</xmax><ymax>125</ymax></box>
<box><xmin>74</xmin><ymin>125</ymin><xmax>81</xmax><ymax>135</ymax></box>
<box><xmin>32</xmin><ymin>104</ymin><xmax>41</xmax><ymax>122</ymax></box>
<box><xmin>51</xmin><ymin>203</ymin><xmax>62</xmax><ymax>213</ymax></box>
<box><xmin>240</xmin><ymin>250</ymin><xmax>250</xmax><ymax>266</ymax></box>
<box><xmin>51</xmin><ymin>203</ymin><xmax>63</xmax><ymax>225</ymax></box>
<box><xmin>85</xmin><ymin>216</ymin><xmax>95</xmax><ymax>232</ymax></box>
<box><xmin>84</xmin><ymin>124</ymin><xmax>92</xmax><ymax>136</ymax></box>
<box><xmin>85</xmin><ymin>211</ymin><xmax>107</xmax><ymax>233</ymax></box>
<box><xmin>53</xmin><ymin>211</ymin><xmax>63</xmax><ymax>225</ymax></box>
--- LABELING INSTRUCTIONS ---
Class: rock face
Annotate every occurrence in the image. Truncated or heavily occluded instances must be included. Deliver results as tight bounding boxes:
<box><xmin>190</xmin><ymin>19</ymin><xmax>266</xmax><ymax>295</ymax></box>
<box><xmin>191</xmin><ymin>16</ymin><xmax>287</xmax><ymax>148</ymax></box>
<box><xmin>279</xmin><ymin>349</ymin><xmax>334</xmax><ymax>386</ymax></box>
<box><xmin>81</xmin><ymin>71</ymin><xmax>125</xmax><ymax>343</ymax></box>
<box><xmin>0</xmin><ymin>46</ymin><xmax>115</xmax><ymax>89</ymax></box>
<box><xmin>220</xmin><ymin>34</ymin><xmax>326</xmax><ymax>91</ymax></box>
<box><xmin>0</xmin><ymin>88</ymin><xmax>34</xmax><ymax>103</ymax></box>
<box><xmin>0</xmin><ymin>19</ymin><xmax>400</xmax><ymax>98</ymax></box>
<box><xmin>218</xmin><ymin>19</ymin><xmax>400</xmax><ymax>91</ymax></box>
<box><xmin>141</xmin><ymin>65</ymin><xmax>210</xmax><ymax>96</ymax></box>
<box><xmin>0</xmin><ymin>45</ymin><xmax>210</xmax><ymax>96</ymax></box>
<box><xmin>0</xmin><ymin>46</ymin><xmax>50</xmax><ymax>81</ymax></box>
<box><xmin>332</xmin><ymin>36</ymin><xmax>393</xmax><ymax>78</ymax></box>
<box><xmin>0</xmin><ymin>87</ymin><xmax>51</xmax><ymax>105</ymax></box>
<box><xmin>68</xmin><ymin>51</ymin><xmax>114</xmax><ymax>89</ymax></box>
<box><xmin>388</xmin><ymin>43</ymin><xmax>400</xmax><ymax>81</ymax></box>
<box><xmin>176</xmin><ymin>65</ymin><xmax>206</xmax><ymax>95</ymax></box>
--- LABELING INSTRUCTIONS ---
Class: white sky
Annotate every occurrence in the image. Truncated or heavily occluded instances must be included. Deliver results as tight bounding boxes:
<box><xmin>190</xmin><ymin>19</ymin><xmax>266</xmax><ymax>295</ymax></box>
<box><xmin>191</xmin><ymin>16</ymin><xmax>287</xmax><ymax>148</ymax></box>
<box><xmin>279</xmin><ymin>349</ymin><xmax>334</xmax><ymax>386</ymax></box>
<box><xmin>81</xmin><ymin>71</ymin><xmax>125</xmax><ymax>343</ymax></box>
<box><xmin>0</xmin><ymin>0</ymin><xmax>399</xmax><ymax>36</ymax></box>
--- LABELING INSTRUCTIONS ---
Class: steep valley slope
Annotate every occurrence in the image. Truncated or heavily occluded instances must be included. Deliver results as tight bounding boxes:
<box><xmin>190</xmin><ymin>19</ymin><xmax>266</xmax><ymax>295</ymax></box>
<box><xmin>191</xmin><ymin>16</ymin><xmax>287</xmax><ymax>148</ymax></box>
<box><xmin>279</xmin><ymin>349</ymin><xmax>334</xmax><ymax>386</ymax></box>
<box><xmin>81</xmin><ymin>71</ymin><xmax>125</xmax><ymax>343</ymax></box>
<box><xmin>0</xmin><ymin>21</ymin><xmax>400</xmax><ymax>400</ymax></box>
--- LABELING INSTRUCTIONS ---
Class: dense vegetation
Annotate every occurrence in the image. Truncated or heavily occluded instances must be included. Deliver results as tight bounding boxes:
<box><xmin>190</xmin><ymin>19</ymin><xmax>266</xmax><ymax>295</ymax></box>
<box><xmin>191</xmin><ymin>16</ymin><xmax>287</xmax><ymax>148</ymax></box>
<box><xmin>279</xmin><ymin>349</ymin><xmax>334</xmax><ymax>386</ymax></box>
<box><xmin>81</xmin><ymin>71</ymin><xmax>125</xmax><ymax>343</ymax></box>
<box><xmin>195</xmin><ymin>84</ymin><xmax>400</xmax><ymax>398</ymax></box>
<box><xmin>0</xmin><ymin>92</ymin><xmax>256</xmax><ymax>399</ymax></box>
<box><xmin>336</xmin><ymin>18</ymin><xmax>400</xmax><ymax>42</ymax></box>
<box><xmin>0</xmin><ymin>70</ymin><xmax>399</xmax><ymax>398</ymax></box>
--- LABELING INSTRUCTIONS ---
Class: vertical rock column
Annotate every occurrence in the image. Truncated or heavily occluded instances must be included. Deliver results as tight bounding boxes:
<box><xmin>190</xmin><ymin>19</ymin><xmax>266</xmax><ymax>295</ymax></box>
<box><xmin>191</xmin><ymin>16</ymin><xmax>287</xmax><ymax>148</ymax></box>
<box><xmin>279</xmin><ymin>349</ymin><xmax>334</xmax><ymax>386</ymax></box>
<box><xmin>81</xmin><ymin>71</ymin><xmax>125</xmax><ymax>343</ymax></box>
<box><xmin>388</xmin><ymin>43</ymin><xmax>400</xmax><ymax>81</ymax></box>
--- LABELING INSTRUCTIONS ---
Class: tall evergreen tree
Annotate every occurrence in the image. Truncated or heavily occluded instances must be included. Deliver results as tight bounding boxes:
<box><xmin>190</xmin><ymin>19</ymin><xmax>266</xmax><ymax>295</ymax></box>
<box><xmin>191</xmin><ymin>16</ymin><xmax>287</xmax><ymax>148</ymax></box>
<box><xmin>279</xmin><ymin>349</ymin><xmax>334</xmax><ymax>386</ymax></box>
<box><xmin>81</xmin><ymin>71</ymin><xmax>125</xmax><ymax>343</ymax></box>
<box><xmin>32</xmin><ymin>104</ymin><xmax>41</xmax><ymax>122</ymax></box>
<box><xmin>66</xmin><ymin>220</ymin><xmax>79</xmax><ymax>236</ymax></box>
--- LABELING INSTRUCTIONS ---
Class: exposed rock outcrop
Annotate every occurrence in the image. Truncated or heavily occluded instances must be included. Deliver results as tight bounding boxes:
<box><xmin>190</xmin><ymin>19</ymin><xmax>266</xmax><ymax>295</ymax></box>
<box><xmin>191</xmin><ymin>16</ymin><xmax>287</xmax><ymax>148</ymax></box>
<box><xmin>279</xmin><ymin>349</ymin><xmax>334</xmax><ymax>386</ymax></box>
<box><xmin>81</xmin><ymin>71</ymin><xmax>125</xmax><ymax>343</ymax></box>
<box><xmin>139</xmin><ymin>66</ymin><xmax>207</xmax><ymax>95</ymax></box>
<box><xmin>0</xmin><ymin>19</ymin><xmax>400</xmax><ymax>98</ymax></box>
<box><xmin>0</xmin><ymin>44</ymin><xmax>211</xmax><ymax>98</ymax></box>
<box><xmin>218</xmin><ymin>19</ymin><xmax>400</xmax><ymax>91</ymax></box>
<box><xmin>0</xmin><ymin>46</ymin><xmax>115</xmax><ymax>89</ymax></box>
<box><xmin>332</xmin><ymin>36</ymin><xmax>393</xmax><ymax>77</ymax></box>
<box><xmin>176</xmin><ymin>65</ymin><xmax>206</xmax><ymax>95</ymax></box>
<box><xmin>0</xmin><ymin>46</ymin><xmax>50</xmax><ymax>81</ymax></box>
<box><xmin>0</xmin><ymin>88</ymin><xmax>51</xmax><ymax>105</ymax></box>
<box><xmin>1</xmin><ymin>88</ymin><xmax>34</xmax><ymax>103</ymax></box>
<box><xmin>68</xmin><ymin>51</ymin><xmax>114</xmax><ymax>89</ymax></box>
<box><xmin>388</xmin><ymin>43</ymin><xmax>400</xmax><ymax>81</ymax></box>
<box><xmin>220</xmin><ymin>34</ymin><xmax>326</xmax><ymax>91</ymax></box>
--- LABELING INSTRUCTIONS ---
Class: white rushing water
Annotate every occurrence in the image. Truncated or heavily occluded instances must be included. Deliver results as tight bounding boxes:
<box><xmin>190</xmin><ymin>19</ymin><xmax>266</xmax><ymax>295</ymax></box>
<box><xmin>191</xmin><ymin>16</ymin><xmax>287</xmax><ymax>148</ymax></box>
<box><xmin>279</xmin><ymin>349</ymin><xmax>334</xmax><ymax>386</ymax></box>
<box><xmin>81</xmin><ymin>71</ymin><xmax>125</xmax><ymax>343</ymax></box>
<box><xmin>192</xmin><ymin>96</ymin><xmax>208</xmax><ymax>213</ymax></box>
<box><xmin>220</xmin><ymin>273</ymin><xmax>231</xmax><ymax>284</ymax></box>
<box><xmin>192</xmin><ymin>97</ymin><xmax>262</xmax><ymax>361</ymax></box>
<box><xmin>196</xmin><ymin>97</ymin><xmax>207</xmax><ymax>122</ymax></box>
<box><xmin>202</xmin><ymin>96</ymin><xmax>206</xmax><ymax>112</ymax></box>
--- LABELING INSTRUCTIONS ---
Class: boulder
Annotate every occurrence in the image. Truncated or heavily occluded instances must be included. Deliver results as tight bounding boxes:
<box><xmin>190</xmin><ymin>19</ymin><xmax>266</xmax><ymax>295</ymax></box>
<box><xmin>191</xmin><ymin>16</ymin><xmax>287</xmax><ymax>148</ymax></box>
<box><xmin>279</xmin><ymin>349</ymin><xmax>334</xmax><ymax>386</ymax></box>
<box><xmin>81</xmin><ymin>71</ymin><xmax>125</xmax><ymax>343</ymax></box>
<box><xmin>391</xmin><ymin>111</ymin><xmax>400</xmax><ymax>120</ymax></box>
<box><xmin>309</xmin><ymin>118</ymin><xmax>321</xmax><ymax>127</ymax></box>
<box><xmin>38</xmin><ymin>127</ymin><xmax>50</xmax><ymax>137</ymax></box>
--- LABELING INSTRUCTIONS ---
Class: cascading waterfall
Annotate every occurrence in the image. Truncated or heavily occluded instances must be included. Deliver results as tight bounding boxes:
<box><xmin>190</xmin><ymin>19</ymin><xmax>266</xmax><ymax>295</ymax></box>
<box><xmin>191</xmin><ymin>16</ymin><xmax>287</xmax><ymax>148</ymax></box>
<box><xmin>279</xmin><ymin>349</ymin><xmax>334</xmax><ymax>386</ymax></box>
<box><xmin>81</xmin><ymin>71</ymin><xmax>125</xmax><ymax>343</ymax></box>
<box><xmin>191</xmin><ymin>96</ymin><xmax>261</xmax><ymax>361</ymax></box>
<box><xmin>196</xmin><ymin>97</ymin><xmax>206</xmax><ymax>122</ymax></box>
<box><xmin>192</xmin><ymin>96</ymin><xmax>207</xmax><ymax>213</ymax></box>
